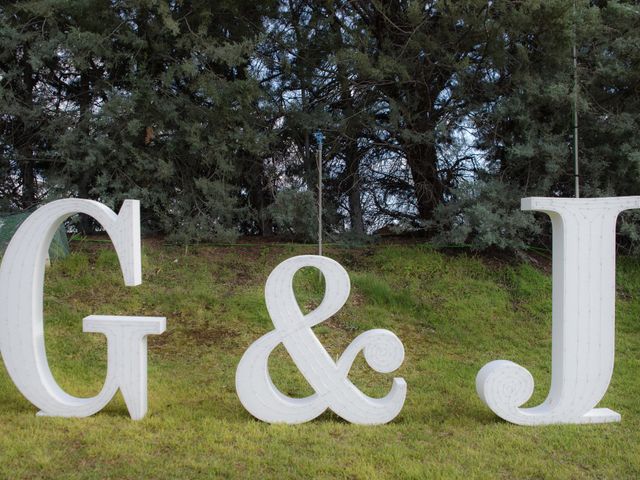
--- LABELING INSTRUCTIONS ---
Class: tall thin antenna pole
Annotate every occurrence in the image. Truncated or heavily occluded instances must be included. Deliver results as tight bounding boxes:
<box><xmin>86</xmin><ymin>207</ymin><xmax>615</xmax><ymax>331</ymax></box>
<box><xmin>314</xmin><ymin>131</ymin><xmax>324</xmax><ymax>256</ymax></box>
<box><xmin>317</xmin><ymin>145</ymin><xmax>322</xmax><ymax>256</ymax></box>
<box><xmin>573</xmin><ymin>1</ymin><xmax>580</xmax><ymax>198</ymax></box>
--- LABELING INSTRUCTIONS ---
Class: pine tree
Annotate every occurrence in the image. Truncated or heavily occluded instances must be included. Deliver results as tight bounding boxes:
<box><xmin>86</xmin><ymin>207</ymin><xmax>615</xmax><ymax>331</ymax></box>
<box><xmin>0</xmin><ymin>0</ymin><xmax>70</xmax><ymax>210</ymax></box>
<box><xmin>1</xmin><ymin>0</ymin><xmax>277</xmax><ymax>241</ymax></box>
<box><xmin>436</xmin><ymin>0</ymin><xmax>640</xmax><ymax>250</ymax></box>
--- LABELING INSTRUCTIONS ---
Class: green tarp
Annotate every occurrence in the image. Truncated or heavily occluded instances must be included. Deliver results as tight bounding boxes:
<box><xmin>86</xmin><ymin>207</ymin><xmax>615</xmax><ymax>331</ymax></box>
<box><xmin>0</xmin><ymin>211</ymin><xmax>69</xmax><ymax>260</ymax></box>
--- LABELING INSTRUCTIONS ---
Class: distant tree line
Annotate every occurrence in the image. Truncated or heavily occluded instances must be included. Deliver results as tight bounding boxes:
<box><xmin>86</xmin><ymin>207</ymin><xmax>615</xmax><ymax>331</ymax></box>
<box><xmin>1</xmin><ymin>0</ymin><xmax>639</xmax><ymax>249</ymax></box>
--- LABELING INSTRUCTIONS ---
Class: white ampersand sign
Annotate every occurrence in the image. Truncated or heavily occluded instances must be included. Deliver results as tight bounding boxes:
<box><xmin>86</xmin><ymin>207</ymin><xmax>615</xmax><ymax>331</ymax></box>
<box><xmin>0</xmin><ymin>199</ymin><xmax>165</xmax><ymax>420</ymax></box>
<box><xmin>235</xmin><ymin>255</ymin><xmax>406</xmax><ymax>425</ymax></box>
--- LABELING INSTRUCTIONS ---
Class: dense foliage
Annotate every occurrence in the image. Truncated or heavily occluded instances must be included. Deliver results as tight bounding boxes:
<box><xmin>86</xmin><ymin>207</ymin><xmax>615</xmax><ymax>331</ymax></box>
<box><xmin>1</xmin><ymin>0</ymin><xmax>639</xmax><ymax>248</ymax></box>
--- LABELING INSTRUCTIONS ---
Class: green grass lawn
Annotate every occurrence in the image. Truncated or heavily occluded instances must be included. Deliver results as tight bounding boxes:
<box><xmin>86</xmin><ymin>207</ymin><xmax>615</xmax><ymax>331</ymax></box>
<box><xmin>1</xmin><ymin>241</ymin><xmax>640</xmax><ymax>479</ymax></box>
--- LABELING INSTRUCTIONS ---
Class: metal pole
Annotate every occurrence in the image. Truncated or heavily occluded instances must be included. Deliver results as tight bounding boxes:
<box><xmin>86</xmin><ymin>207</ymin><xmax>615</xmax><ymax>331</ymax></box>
<box><xmin>313</xmin><ymin>131</ymin><xmax>324</xmax><ymax>257</ymax></box>
<box><xmin>573</xmin><ymin>1</ymin><xmax>580</xmax><ymax>198</ymax></box>
<box><xmin>317</xmin><ymin>143</ymin><xmax>323</xmax><ymax>256</ymax></box>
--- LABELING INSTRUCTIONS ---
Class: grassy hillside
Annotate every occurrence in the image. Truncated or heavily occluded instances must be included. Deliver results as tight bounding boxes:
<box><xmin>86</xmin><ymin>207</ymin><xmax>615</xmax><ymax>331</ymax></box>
<box><xmin>1</xmin><ymin>241</ymin><xmax>640</xmax><ymax>479</ymax></box>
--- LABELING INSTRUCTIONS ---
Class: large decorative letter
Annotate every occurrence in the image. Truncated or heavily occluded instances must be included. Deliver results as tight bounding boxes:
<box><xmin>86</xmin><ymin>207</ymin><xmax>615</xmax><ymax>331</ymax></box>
<box><xmin>236</xmin><ymin>255</ymin><xmax>406</xmax><ymax>424</ymax></box>
<box><xmin>477</xmin><ymin>196</ymin><xmax>640</xmax><ymax>425</ymax></box>
<box><xmin>0</xmin><ymin>199</ymin><xmax>165</xmax><ymax>420</ymax></box>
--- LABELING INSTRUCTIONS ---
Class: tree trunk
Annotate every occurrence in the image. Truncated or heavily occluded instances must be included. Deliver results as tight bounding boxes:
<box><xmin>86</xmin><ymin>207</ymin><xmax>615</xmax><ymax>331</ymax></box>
<box><xmin>347</xmin><ymin>174</ymin><xmax>365</xmax><ymax>234</ymax></box>
<box><xmin>344</xmin><ymin>145</ymin><xmax>365</xmax><ymax>234</ymax></box>
<box><xmin>76</xmin><ymin>72</ymin><xmax>95</xmax><ymax>234</ymax></box>
<box><xmin>18</xmin><ymin>58</ymin><xmax>36</xmax><ymax>208</ymax></box>
<box><xmin>332</xmin><ymin>7</ymin><xmax>365</xmax><ymax>235</ymax></box>
<box><xmin>19</xmin><ymin>151</ymin><xmax>36</xmax><ymax>208</ymax></box>
<box><xmin>405</xmin><ymin>142</ymin><xmax>443</xmax><ymax>221</ymax></box>
<box><xmin>248</xmin><ymin>159</ymin><xmax>274</xmax><ymax>236</ymax></box>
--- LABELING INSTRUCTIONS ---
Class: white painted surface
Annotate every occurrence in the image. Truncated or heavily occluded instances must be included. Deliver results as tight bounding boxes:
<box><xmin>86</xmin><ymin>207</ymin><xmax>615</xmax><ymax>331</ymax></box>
<box><xmin>236</xmin><ymin>255</ymin><xmax>406</xmax><ymax>424</ymax></box>
<box><xmin>477</xmin><ymin>196</ymin><xmax>640</xmax><ymax>425</ymax></box>
<box><xmin>0</xmin><ymin>199</ymin><xmax>166</xmax><ymax>420</ymax></box>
